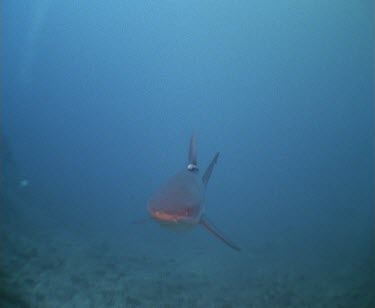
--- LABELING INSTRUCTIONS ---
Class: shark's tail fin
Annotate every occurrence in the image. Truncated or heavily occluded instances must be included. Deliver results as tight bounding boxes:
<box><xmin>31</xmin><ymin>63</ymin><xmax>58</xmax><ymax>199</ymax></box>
<box><xmin>200</xmin><ymin>216</ymin><xmax>240</xmax><ymax>251</ymax></box>
<box><xmin>202</xmin><ymin>152</ymin><xmax>219</xmax><ymax>187</ymax></box>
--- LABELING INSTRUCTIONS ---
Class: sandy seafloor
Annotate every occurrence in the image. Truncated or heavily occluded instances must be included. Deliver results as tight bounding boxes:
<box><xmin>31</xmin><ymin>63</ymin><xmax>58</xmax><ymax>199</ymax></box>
<box><xmin>1</xmin><ymin>187</ymin><xmax>374</xmax><ymax>308</ymax></box>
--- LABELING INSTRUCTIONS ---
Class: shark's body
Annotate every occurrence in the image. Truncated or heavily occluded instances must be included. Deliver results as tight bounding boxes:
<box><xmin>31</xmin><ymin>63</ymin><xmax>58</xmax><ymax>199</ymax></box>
<box><xmin>148</xmin><ymin>136</ymin><xmax>240</xmax><ymax>251</ymax></box>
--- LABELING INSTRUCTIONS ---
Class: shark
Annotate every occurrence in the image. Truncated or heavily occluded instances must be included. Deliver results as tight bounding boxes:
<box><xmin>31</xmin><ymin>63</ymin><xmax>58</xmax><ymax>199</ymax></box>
<box><xmin>148</xmin><ymin>135</ymin><xmax>240</xmax><ymax>251</ymax></box>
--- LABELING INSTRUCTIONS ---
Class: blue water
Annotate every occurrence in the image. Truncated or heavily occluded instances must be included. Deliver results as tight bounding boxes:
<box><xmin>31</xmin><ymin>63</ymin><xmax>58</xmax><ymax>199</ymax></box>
<box><xmin>1</xmin><ymin>1</ymin><xmax>374</xmax><ymax>307</ymax></box>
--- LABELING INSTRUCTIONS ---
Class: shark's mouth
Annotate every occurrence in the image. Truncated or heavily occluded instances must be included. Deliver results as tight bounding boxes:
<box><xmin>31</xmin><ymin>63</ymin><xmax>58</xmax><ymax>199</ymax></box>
<box><xmin>149</xmin><ymin>207</ymin><xmax>196</xmax><ymax>223</ymax></box>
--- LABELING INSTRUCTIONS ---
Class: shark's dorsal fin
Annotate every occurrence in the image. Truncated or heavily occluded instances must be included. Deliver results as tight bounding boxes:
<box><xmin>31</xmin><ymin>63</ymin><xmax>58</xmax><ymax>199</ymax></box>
<box><xmin>200</xmin><ymin>216</ymin><xmax>240</xmax><ymax>251</ymax></box>
<box><xmin>202</xmin><ymin>152</ymin><xmax>219</xmax><ymax>187</ymax></box>
<box><xmin>187</xmin><ymin>135</ymin><xmax>199</xmax><ymax>172</ymax></box>
<box><xmin>188</xmin><ymin>135</ymin><xmax>197</xmax><ymax>166</ymax></box>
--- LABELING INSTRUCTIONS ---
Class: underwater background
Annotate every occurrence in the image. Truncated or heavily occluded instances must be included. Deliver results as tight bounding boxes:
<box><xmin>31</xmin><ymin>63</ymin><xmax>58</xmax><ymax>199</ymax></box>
<box><xmin>1</xmin><ymin>1</ymin><xmax>374</xmax><ymax>307</ymax></box>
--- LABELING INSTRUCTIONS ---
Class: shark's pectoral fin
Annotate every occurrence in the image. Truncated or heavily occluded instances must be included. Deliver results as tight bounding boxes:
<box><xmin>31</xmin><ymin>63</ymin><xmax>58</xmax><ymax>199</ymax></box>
<box><xmin>200</xmin><ymin>216</ymin><xmax>240</xmax><ymax>252</ymax></box>
<box><xmin>202</xmin><ymin>152</ymin><xmax>219</xmax><ymax>187</ymax></box>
